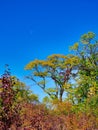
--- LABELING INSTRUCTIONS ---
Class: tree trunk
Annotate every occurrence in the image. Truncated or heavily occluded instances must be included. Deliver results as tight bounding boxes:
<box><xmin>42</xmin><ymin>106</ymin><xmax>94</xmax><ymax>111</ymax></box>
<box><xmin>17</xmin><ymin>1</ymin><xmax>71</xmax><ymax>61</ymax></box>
<box><xmin>60</xmin><ymin>87</ymin><xmax>64</xmax><ymax>102</ymax></box>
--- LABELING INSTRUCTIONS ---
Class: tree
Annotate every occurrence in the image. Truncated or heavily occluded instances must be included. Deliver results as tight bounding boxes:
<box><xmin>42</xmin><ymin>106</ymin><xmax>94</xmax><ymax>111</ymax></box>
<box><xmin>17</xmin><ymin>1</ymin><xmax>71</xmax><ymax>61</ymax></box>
<box><xmin>70</xmin><ymin>32</ymin><xmax>98</xmax><ymax>103</ymax></box>
<box><xmin>12</xmin><ymin>76</ymin><xmax>39</xmax><ymax>104</ymax></box>
<box><xmin>0</xmin><ymin>66</ymin><xmax>39</xmax><ymax>129</ymax></box>
<box><xmin>25</xmin><ymin>54</ymin><xmax>78</xmax><ymax>102</ymax></box>
<box><xmin>0</xmin><ymin>66</ymin><xmax>21</xmax><ymax>129</ymax></box>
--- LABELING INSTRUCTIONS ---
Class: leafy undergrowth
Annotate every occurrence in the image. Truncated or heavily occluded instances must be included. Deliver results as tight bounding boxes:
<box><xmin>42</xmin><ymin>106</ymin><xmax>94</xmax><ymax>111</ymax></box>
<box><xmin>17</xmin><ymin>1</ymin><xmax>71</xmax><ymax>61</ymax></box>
<box><xmin>0</xmin><ymin>102</ymin><xmax>98</xmax><ymax>130</ymax></box>
<box><xmin>0</xmin><ymin>67</ymin><xmax>98</xmax><ymax>130</ymax></box>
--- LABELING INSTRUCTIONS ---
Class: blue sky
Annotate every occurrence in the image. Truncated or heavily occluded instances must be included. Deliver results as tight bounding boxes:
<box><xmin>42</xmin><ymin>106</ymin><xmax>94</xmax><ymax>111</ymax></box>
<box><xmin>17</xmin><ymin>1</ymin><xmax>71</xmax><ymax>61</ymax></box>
<box><xmin>0</xmin><ymin>0</ymin><xmax>98</xmax><ymax>100</ymax></box>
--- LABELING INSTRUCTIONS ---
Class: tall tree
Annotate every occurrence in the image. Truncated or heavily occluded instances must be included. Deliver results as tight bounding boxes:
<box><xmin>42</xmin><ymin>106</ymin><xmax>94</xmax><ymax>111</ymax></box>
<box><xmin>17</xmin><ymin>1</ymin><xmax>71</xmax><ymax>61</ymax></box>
<box><xmin>25</xmin><ymin>54</ymin><xmax>78</xmax><ymax>102</ymax></box>
<box><xmin>70</xmin><ymin>32</ymin><xmax>98</xmax><ymax>103</ymax></box>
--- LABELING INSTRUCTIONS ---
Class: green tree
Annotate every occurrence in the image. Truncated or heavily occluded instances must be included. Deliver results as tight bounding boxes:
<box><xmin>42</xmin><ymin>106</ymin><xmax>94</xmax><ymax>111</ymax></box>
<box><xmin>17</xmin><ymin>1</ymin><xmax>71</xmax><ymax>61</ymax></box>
<box><xmin>70</xmin><ymin>32</ymin><xmax>98</xmax><ymax>103</ymax></box>
<box><xmin>11</xmin><ymin>76</ymin><xmax>39</xmax><ymax>104</ymax></box>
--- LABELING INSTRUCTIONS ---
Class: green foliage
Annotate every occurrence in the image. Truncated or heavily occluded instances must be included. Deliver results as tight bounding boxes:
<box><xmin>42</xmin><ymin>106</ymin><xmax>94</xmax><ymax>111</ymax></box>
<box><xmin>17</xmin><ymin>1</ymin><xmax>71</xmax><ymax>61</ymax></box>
<box><xmin>81</xmin><ymin>32</ymin><xmax>95</xmax><ymax>44</ymax></box>
<box><xmin>70</xmin><ymin>42</ymin><xmax>79</xmax><ymax>50</ymax></box>
<box><xmin>69</xmin><ymin>32</ymin><xmax>98</xmax><ymax>104</ymax></box>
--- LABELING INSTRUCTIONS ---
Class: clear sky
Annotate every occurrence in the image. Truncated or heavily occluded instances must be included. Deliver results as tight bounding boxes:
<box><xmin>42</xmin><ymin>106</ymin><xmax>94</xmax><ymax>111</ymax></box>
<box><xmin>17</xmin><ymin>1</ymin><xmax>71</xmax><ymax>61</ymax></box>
<box><xmin>0</xmin><ymin>0</ymin><xmax>98</xmax><ymax>100</ymax></box>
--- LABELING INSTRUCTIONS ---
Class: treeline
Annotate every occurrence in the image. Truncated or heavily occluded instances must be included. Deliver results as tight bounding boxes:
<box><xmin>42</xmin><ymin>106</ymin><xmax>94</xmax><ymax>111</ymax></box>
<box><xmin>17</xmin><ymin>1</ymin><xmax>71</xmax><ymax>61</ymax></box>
<box><xmin>0</xmin><ymin>32</ymin><xmax>98</xmax><ymax>129</ymax></box>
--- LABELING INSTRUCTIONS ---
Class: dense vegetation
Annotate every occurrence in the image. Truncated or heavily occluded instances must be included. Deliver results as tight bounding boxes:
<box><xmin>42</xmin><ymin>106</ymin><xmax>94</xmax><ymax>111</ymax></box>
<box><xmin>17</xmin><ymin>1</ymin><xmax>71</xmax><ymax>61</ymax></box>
<box><xmin>0</xmin><ymin>32</ymin><xmax>98</xmax><ymax>129</ymax></box>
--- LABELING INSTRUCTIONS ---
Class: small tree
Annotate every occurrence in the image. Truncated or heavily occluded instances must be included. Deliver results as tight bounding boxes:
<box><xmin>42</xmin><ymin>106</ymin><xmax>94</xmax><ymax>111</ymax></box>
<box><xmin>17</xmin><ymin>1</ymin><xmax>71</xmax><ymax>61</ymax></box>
<box><xmin>0</xmin><ymin>65</ymin><xmax>22</xmax><ymax>129</ymax></box>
